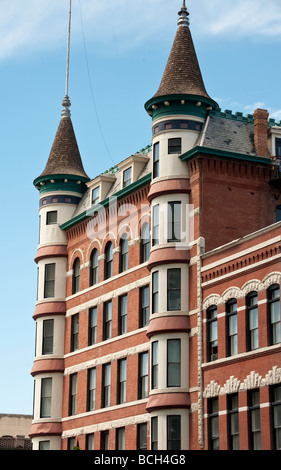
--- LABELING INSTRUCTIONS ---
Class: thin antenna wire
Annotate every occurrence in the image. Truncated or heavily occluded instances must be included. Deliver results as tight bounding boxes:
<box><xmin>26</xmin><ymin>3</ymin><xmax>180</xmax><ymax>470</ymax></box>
<box><xmin>78</xmin><ymin>0</ymin><xmax>115</xmax><ymax>165</ymax></box>
<box><xmin>66</xmin><ymin>0</ymin><xmax>72</xmax><ymax>97</ymax></box>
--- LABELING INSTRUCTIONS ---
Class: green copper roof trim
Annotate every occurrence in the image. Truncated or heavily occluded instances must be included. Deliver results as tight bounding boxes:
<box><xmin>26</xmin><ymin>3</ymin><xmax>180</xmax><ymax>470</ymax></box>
<box><xmin>145</xmin><ymin>94</ymin><xmax>219</xmax><ymax>122</ymax></box>
<box><xmin>33</xmin><ymin>174</ymin><xmax>90</xmax><ymax>195</ymax></box>
<box><xmin>180</xmin><ymin>146</ymin><xmax>271</xmax><ymax>165</ymax></box>
<box><xmin>60</xmin><ymin>172</ymin><xmax>152</xmax><ymax>231</ymax></box>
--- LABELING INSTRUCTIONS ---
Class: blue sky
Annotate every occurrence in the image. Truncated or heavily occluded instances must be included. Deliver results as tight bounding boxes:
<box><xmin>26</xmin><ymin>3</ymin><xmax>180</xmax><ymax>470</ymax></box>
<box><xmin>1</xmin><ymin>0</ymin><xmax>281</xmax><ymax>415</ymax></box>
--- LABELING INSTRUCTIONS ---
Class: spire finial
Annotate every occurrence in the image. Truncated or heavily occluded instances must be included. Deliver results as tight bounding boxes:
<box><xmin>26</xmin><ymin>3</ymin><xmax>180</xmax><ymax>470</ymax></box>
<box><xmin>178</xmin><ymin>0</ymin><xmax>189</xmax><ymax>27</ymax></box>
<box><xmin>62</xmin><ymin>0</ymin><xmax>72</xmax><ymax>118</ymax></box>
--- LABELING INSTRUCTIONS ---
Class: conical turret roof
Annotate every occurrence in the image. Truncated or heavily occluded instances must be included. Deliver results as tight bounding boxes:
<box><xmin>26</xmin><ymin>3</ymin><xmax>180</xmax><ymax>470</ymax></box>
<box><xmin>38</xmin><ymin>98</ymin><xmax>89</xmax><ymax>180</ymax></box>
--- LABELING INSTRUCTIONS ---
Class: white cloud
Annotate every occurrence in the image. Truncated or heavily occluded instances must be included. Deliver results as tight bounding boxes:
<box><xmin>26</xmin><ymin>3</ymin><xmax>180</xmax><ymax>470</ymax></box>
<box><xmin>1</xmin><ymin>0</ymin><xmax>281</xmax><ymax>61</ymax></box>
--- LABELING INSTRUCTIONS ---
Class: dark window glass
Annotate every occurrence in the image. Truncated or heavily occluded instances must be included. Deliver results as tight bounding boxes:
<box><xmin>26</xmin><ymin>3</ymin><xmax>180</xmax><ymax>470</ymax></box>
<box><xmin>137</xmin><ymin>423</ymin><xmax>147</xmax><ymax>450</ymax></box>
<box><xmin>119</xmin><ymin>295</ymin><xmax>127</xmax><ymax>335</ymax></box>
<box><xmin>271</xmin><ymin>384</ymin><xmax>281</xmax><ymax>450</ymax></box>
<box><xmin>116</xmin><ymin>427</ymin><xmax>125</xmax><ymax>450</ymax></box>
<box><xmin>151</xmin><ymin>417</ymin><xmax>158</xmax><ymax>450</ymax></box>
<box><xmin>139</xmin><ymin>352</ymin><xmax>148</xmax><ymax>399</ymax></box>
<box><xmin>226</xmin><ymin>299</ymin><xmax>238</xmax><ymax>356</ymax></box>
<box><xmin>268</xmin><ymin>284</ymin><xmax>280</xmax><ymax>345</ymax></box>
<box><xmin>152</xmin><ymin>271</ymin><xmax>159</xmax><ymax>314</ymax></box>
<box><xmin>90</xmin><ymin>249</ymin><xmax>98</xmax><ymax>286</ymax></box>
<box><xmin>102</xmin><ymin>431</ymin><xmax>109</xmax><ymax>450</ymax></box>
<box><xmin>248</xmin><ymin>389</ymin><xmax>261</xmax><ymax>450</ymax></box>
<box><xmin>46</xmin><ymin>211</ymin><xmax>57</xmax><ymax>225</ymax></box>
<box><xmin>152</xmin><ymin>341</ymin><xmax>158</xmax><ymax>389</ymax></box>
<box><xmin>72</xmin><ymin>258</ymin><xmax>80</xmax><ymax>294</ymax></box>
<box><xmin>168</xmin><ymin>138</ymin><xmax>181</xmax><ymax>154</ymax></box>
<box><xmin>167</xmin><ymin>339</ymin><xmax>181</xmax><ymax>387</ymax></box>
<box><xmin>140</xmin><ymin>223</ymin><xmax>150</xmax><ymax>263</ymax></box>
<box><xmin>105</xmin><ymin>242</ymin><xmax>113</xmax><ymax>279</ymax></box>
<box><xmin>44</xmin><ymin>263</ymin><xmax>55</xmax><ymax>298</ymax></box>
<box><xmin>42</xmin><ymin>319</ymin><xmax>54</xmax><ymax>355</ymax></box>
<box><xmin>71</xmin><ymin>314</ymin><xmax>79</xmax><ymax>351</ymax></box>
<box><xmin>87</xmin><ymin>368</ymin><xmax>96</xmax><ymax>411</ymax></box>
<box><xmin>118</xmin><ymin>359</ymin><xmax>127</xmax><ymax>404</ymax></box>
<box><xmin>102</xmin><ymin>364</ymin><xmax>111</xmax><ymax>408</ymax></box>
<box><xmin>140</xmin><ymin>285</ymin><xmax>149</xmax><ymax>327</ymax></box>
<box><xmin>168</xmin><ymin>202</ymin><xmax>181</xmax><ymax>242</ymax></box>
<box><xmin>89</xmin><ymin>307</ymin><xmax>97</xmax><ymax>345</ymax></box>
<box><xmin>40</xmin><ymin>378</ymin><xmax>52</xmax><ymax>418</ymax></box>
<box><xmin>153</xmin><ymin>142</ymin><xmax>159</xmax><ymax>178</ymax></box>
<box><xmin>103</xmin><ymin>301</ymin><xmax>112</xmax><ymax>340</ymax></box>
<box><xmin>123</xmin><ymin>167</ymin><xmax>132</xmax><ymax>187</ymax></box>
<box><xmin>120</xmin><ymin>235</ymin><xmax>128</xmax><ymax>272</ymax></box>
<box><xmin>208</xmin><ymin>397</ymin><xmax>219</xmax><ymax>450</ymax></box>
<box><xmin>167</xmin><ymin>415</ymin><xmax>181</xmax><ymax>450</ymax></box>
<box><xmin>228</xmin><ymin>394</ymin><xmax>239</xmax><ymax>450</ymax></box>
<box><xmin>276</xmin><ymin>205</ymin><xmax>281</xmax><ymax>223</ymax></box>
<box><xmin>86</xmin><ymin>433</ymin><xmax>94</xmax><ymax>450</ymax></box>
<box><xmin>69</xmin><ymin>373</ymin><xmax>77</xmax><ymax>415</ymax></box>
<box><xmin>207</xmin><ymin>306</ymin><xmax>218</xmax><ymax>361</ymax></box>
<box><xmin>246</xmin><ymin>292</ymin><xmax>259</xmax><ymax>351</ymax></box>
<box><xmin>92</xmin><ymin>186</ymin><xmax>100</xmax><ymax>205</ymax></box>
<box><xmin>167</xmin><ymin>268</ymin><xmax>181</xmax><ymax>311</ymax></box>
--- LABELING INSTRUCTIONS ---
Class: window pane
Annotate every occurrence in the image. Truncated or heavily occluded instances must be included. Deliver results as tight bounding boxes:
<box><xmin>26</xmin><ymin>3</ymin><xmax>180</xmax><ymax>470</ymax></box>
<box><xmin>152</xmin><ymin>205</ymin><xmax>159</xmax><ymax>246</ymax></box>
<box><xmin>152</xmin><ymin>271</ymin><xmax>159</xmax><ymax>313</ymax></box>
<box><xmin>42</xmin><ymin>319</ymin><xmax>54</xmax><ymax>355</ymax></box>
<box><xmin>167</xmin><ymin>339</ymin><xmax>181</xmax><ymax>387</ymax></box>
<box><xmin>44</xmin><ymin>264</ymin><xmax>55</xmax><ymax>298</ymax></box>
<box><xmin>167</xmin><ymin>415</ymin><xmax>181</xmax><ymax>450</ymax></box>
<box><xmin>167</xmin><ymin>269</ymin><xmax>181</xmax><ymax>311</ymax></box>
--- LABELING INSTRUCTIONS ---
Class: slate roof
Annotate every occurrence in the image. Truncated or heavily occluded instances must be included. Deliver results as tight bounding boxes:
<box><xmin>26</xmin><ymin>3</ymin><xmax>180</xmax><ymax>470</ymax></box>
<box><xmin>39</xmin><ymin>117</ymin><xmax>89</xmax><ymax>180</ymax></box>
<box><xmin>198</xmin><ymin>113</ymin><xmax>256</xmax><ymax>156</ymax></box>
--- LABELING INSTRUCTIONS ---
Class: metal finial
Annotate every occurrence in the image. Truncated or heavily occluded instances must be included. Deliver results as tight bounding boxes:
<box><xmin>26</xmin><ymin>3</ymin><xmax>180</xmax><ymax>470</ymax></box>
<box><xmin>178</xmin><ymin>0</ymin><xmax>189</xmax><ymax>27</ymax></box>
<box><xmin>62</xmin><ymin>0</ymin><xmax>72</xmax><ymax>118</ymax></box>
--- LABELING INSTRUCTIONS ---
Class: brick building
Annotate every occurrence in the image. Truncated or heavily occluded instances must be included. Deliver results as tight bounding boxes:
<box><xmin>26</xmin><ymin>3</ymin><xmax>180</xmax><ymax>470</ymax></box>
<box><xmin>29</xmin><ymin>2</ymin><xmax>281</xmax><ymax>450</ymax></box>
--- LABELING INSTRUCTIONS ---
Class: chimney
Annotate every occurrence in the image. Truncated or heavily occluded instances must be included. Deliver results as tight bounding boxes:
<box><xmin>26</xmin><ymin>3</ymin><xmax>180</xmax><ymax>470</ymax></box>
<box><xmin>253</xmin><ymin>108</ymin><xmax>269</xmax><ymax>158</ymax></box>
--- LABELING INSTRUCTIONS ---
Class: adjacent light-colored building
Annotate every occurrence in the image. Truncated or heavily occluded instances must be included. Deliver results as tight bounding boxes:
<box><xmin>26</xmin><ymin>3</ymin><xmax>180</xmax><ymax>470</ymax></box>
<box><xmin>29</xmin><ymin>2</ymin><xmax>281</xmax><ymax>450</ymax></box>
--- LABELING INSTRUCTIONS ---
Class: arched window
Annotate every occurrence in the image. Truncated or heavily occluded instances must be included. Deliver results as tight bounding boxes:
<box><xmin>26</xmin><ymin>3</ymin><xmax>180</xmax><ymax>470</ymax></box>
<box><xmin>90</xmin><ymin>249</ymin><xmax>98</xmax><ymax>286</ymax></box>
<box><xmin>105</xmin><ymin>242</ymin><xmax>113</xmax><ymax>279</ymax></box>
<box><xmin>140</xmin><ymin>223</ymin><xmax>150</xmax><ymax>263</ymax></box>
<box><xmin>120</xmin><ymin>235</ymin><xmax>128</xmax><ymax>272</ymax></box>
<box><xmin>72</xmin><ymin>258</ymin><xmax>80</xmax><ymax>294</ymax></box>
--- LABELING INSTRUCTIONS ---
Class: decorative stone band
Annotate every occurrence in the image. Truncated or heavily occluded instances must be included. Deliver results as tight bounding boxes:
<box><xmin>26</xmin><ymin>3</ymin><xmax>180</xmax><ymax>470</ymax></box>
<box><xmin>146</xmin><ymin>315</ymin><xmax>190</xmax><ymax>338</ymax></box>
<box><xmin>146</xmin><ymin>392</ymin><xmax>190</xmax><ymax>412</ymax></box>
<box><xmin>147</xmin><ymin>178</ymin><xmax>190</xmax><ymax>203</ymax></box>
<box><xmin>29</xmin><ymin>421</ymin><xmax>62</xmax><ymax>438</ymax></box>
<box><xmin>34</xmin><ymin>245</ymin><xmax>68</xmax><ymax>263</ymax></box>
<box><xmin>147</xmin><ymin>247</ymin><xmax>190</xmax><ymax>271</ymax></box>
<box><xmin>33</xmin><ymin>301</ymin><xmax>66</xmax><ymax>320</ymax></box>
<box><xmin>31</xmin><ymin>358</ymin><xmax>65</xmax><ymax>377</ymax></box>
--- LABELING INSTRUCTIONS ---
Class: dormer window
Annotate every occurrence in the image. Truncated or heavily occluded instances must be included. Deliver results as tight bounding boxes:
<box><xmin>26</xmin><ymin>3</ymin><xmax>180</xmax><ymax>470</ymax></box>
<box><xmin>123</xmin><ymin>167</ymin><xmax>132</xmax><ymax>188</ymax></box>
<box><xmin>92</xmin><ymin>186</ymin><xmax>100</xmax><ymax>205</ymax></box>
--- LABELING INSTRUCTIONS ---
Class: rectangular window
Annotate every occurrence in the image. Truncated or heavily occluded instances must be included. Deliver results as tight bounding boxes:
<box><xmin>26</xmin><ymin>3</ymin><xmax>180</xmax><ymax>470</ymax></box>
<box><xmin>139</xmin><ymin>352</ymin><xmax>148</xmax><ymax>399</ymax></box>
<box><xmin>226</xmin><ymin>300</ymin><xmax>238</xmax><ymax>356</ymax></box>
<box><xmin>40</xmin><ymin>378</ymin><xmax>52</xmax><ymax>418</ymax></box>
<box><xmin>167</xmin><ymin>339</ymin><xmax>181</xmax><ymax>387</ymax></box>
<box><xmin>248</xmin><ymin>389</ymin><xmax>261</xmax><ymax>450</ymax></box>
<box><xmin>153</xmin><ymin>142</ymin><xmax>159</xmax><ymax>178</ymax></box>
<box><xmin>246</xmin><ymin>292</ymin><xmax>259</xmax><ymax>351</ymax></box>
<box><xmin>152</xmin><ymin>205</ymin><xmax>159</xmax><ymax>246</ymax></box>
<box><xmin>207</xmin><ymin>306</ymin><xmax>218</xmax><ymax>361</ymax></box>
<box><xmin>167</xmin><ymin>415</ymin><xmax>181</xmax><ymax>450</ymax></box>
<box><xmin>46</xmin><ymin>210</ymin><xmax>57</xmax><ymax>225</ymax></box>
<box><xmin>87</xmin><ymin>368</ymin><xmax>96</xmax><ymax>411</ymax></box>
<box><xmin>44</xmin><ymin>263</ymin><xmax>55</xmax><ymax>298</ymax></box>
<box><xmin>42</xmin><ymin>319</ymin><xmax>54</xmax><ymax>355</ymax></box>
<box><xmin>103</xmin><ymin>301</ymin><xmax>112</xmax><ymax>340</ymax></box>
<box><xmin>86</xmin><ymin>434</ymin><xmax>94</xmax><ymax>450</ymax></box>
<box><xmin>271</xmin><ymin>384</ymin><xmax>281</xmax><ymax>450</ymax></box>
<box><xmin>92</xmin><ymin>186</ymin><xmax>100</xmax><ymax>205</ymax></box>
<box><xmin>69</xmin><ymin>373</ymin><xmax>77</xmax><ymax>416</ymax></box>
<box><xmin>167</xmin><ymin>268</ymin><xmax>181</xmax><ymax>311</ymax></box>
<box><xmin>123</xmin><ymin>167</ymin><xmax>132</xmax><ymax>187</ymax></box>
<box><xmin>102</xmin><ymin>431</ymin><xmax>109</xmax><ymax>450</ymax></box>
<box><xmin>152</xmin><ymin>341</ymin><xmax>158</xmax><ymax>390</ymax></box>
<box><xmin>268</xmin><ymin>285</ymin><xmax>280</xmax><ymax>345</ymax></box>
<box><xmin>228</xmin><ymin>393</ymin><xmax>239</xmax><ymax>450</ymax></box>
<box><xmin>137</xmin><ymin>423</ymin><xmax>147</xmax><ymax>450</ymax></box>
<box><xmin>89</xmin><ymin>307</ymin><xmax>97</xmax><ymax>346</ymax></box>
<box><xmin>116</xmin><ymin>427</ymin><xmax>125</xmax><ymax>450</ymax></box>
<box><xmin>39</xmin><ymin>441</ymin><xmax>50</xmax><ymax>450</ymax></box>
<box><xmin>71</xmin><ymin>314</ymin><xmax>79</xmax><ymax>352</ymax></box>
<box><xmin>168</xmin><ymin>201</ymin><xmax>181</xmax><ymax>242</ymax></box>
<box><xmin>208</xmin><ymin>397</ymin><xmax>219</xmax><ymax>450</ymax></box>
<box><xmin>119</xmin><ymin>295</ymin><xmax>127</xmax><ymax>335</ymax></box>
<box><xmin>118</xmin><ymin>358</ymin><xmax>127</xmax><ymax>404</ymax></box>
<box><xmin>140</xmin><ymin>285</ymin><xmax>149</xmax><ymax>327</ymax></box>
<box><xmin>151</xmin><ymin>417</ymin><xmax>158</xmax><ymax>450</ymax></box>
<box><xmin>102</xmin><ymin>363</ymin><xmax>111</xmax><ymax>408</ymax></box>
<box><xmin>168</xmin><ymin>138</ymin><xmax>181</xmax><ymax>154</ymax></box>
<box><xmin>152</xmin><ymin>271</ymin><xmax>159</xmax><ymax>314</ymax></box>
